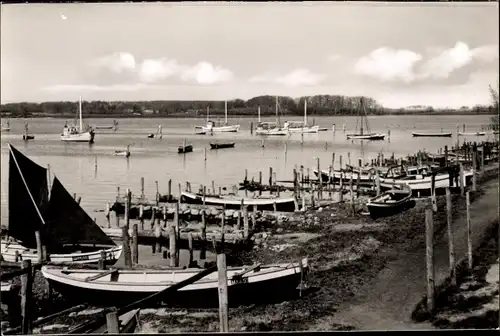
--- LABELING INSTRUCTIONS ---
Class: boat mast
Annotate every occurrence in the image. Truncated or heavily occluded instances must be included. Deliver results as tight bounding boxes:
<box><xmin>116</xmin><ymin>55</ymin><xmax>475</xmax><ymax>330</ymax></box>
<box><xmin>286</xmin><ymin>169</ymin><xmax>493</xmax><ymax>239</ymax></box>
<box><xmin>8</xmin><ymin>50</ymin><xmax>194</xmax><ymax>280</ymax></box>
<box><xmin>304</xmin><ymin>99</ymin><xmax>307</xmax><ymax>126</ymax></box>
<box><xmin>275</xmin><ymin>96</ymin><xmax>279</xmax><ymax>126</ymax></box>
<box><xmin>224</xmin><ymin>101</ymin><xmax>228</xmax><ymax>125</ymax></box>
<box><xmin>258</xmin><ymin>106</ymin><xmax>261</xmax><ymax>122</ymax></box>
<box><xmin>359</xmin><ymin>98</ymin><xmax>364</xmax><ymax>136</ymax></box>
<box><xmin>79</xmin><ymin>96</ymin><xmax>83</xmax><ymax>133</ymax></box>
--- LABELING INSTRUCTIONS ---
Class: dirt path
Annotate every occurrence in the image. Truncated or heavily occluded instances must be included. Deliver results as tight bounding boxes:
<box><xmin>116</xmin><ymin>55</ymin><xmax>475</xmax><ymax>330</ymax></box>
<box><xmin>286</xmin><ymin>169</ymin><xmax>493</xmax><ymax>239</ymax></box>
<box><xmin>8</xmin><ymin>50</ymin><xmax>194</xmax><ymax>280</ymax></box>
<box><xmin>331</xmin><ymin>179</ymin><xmax>499</xmax><ymax>330</ymax></box>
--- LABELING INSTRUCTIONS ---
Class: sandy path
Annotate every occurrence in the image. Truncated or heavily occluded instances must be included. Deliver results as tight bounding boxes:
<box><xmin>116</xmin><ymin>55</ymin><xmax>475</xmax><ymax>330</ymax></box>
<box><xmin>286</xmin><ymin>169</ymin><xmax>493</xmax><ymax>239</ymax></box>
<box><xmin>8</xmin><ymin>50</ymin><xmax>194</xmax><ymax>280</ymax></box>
<box><xmin>332</xmin><ymin>178</ymin><xmax>499</xmax><ymax>330</ymax></box>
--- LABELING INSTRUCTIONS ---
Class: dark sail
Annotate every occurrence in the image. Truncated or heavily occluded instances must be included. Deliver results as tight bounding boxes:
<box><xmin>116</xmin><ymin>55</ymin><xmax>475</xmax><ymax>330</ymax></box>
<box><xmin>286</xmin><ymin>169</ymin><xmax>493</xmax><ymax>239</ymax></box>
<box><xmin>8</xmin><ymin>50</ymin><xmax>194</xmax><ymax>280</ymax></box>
<box><xmin>43</xmin><ymin>176</ymin><xmax>116</xmax><ymax>251</ymax></box>
<box><xmin>8</xmin><ymin>144</ymin><xmax>49</xmax><ymax>248</ymax></box>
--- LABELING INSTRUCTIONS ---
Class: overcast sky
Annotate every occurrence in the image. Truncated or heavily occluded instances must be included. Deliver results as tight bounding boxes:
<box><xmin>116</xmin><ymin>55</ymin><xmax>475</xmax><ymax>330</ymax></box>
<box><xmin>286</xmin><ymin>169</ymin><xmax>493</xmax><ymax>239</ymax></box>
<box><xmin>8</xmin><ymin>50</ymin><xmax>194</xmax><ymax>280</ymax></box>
<box><xmin>1</xmin><ymin>2</ymin><xmax>498</xmax><ymax>108</ymax></box>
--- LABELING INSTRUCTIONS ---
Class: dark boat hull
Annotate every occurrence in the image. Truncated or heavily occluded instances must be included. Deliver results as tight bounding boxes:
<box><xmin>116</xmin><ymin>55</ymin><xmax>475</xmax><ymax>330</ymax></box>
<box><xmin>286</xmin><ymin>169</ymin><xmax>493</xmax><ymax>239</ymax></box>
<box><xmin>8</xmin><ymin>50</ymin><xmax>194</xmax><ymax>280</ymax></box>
<box><xmin>46</xmin><ymin>271</ymin><xmax>303</xmax><ymax>309</ymax></box>
<box><xmin>178</xmin><ymin>145</ymin><xmax>193</xmax><ymax>153</ymax></box>
<box><xmin>210</xmin><ymin>143</ymin><xmax>235</xmax><ymax>149</ymax></box>
<box><xmin>367</xmin><ymin>199</ymin><xmax>415</xmax><ymax>219</ymax></box>
<box><xmin>412</xmin><ymin>133</ymin><xmax>452</xmax><ymax>138</ymax></box>
<box><xmin>22</xmin><ymin>135</ymin><xmax>35</xmax><ymax>141</ymax></box>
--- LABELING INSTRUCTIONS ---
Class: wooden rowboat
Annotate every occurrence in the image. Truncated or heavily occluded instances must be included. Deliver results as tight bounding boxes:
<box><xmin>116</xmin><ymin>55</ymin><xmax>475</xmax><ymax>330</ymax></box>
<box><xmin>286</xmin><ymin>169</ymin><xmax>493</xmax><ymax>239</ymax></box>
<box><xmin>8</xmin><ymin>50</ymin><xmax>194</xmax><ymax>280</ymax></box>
<box><xmin>180</xmin><ymin>190</ymin><xmax>297</xmax><ymax>212</ymax></box>
<box><xmin>412</xmin><ymin>132</ymin><xmax>452</xmax><ymax>137</ymax></box>
<box><xmin>210</xmin><ymin>142</ymin><xmax>235</xmax><ymax>150</ymax></box>
<box><xmin>41</xmin><ymin>258</ymin><xmax>308</xmax><ymax>308</ymax></box>
<box><xmin>366</xmin><ymin>186</ymin><xmax>415</xmax><ymax>219</ymax></box>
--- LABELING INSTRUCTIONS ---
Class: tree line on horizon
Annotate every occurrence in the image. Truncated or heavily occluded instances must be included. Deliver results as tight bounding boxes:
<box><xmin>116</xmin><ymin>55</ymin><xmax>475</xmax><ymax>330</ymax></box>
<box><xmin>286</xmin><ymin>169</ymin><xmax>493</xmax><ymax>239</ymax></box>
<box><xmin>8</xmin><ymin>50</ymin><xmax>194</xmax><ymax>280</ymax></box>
<box><xmin>0</xmin><ymin>94</ymin><xmax>495</xmax><ymax>118</ymax></box>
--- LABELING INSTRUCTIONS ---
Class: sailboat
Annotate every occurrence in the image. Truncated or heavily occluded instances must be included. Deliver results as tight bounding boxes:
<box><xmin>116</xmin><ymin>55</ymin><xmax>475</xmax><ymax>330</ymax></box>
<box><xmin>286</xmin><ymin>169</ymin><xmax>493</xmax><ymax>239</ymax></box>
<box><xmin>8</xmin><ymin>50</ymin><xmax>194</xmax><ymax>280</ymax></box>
<box><xmin>346</xmin><ymin>98</ymin><xmax>385</xmax><ymax>140</ymax></box>
<box><xmin>283</xmin><ymin>99</ymin><xmax>320</xmax><ymax>133</ymax></box>
<box><xmin>195</xmin><ymin>101</ymin><xmax>240</xmax><ymax>133</ymax></box>
<box><xmin>61</xmin><ymin>96</ymin><xmax>95</xmax><ymax>143</ymax></box>
<box><xmin>255</xmin><ymin>97</ymin><xmax>290</xmax><ymax>136</ymax></box>
<box><xmin>22</xmin><ymin>122</ymin><xmax>35</xmax><ymax>141</ymax></box>
<box><xmin>0</xmin><ymin>144</ymin><xmax>122</xmax><ymax>264</ymax></box>
<box><xmin>1</xmin><ymin>120</ymin><xmax>11</xmax><ymax>132</ymax></box>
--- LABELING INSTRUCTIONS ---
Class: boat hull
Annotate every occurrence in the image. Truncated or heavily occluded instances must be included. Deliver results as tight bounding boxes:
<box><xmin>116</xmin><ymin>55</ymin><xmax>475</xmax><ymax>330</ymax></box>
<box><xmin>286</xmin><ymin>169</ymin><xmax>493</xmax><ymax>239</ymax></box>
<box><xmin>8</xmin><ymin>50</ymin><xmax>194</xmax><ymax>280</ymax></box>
<box><xmin>379</xmin><ymin>171</ymin><xmax>474</xmax><ymax>195</ymax></box>
<box><xmin>286</xmin><ymin>126</ymin><xmax>320</xmax><ymax>134</ymax></box>
<box><xmin>313</xmin><ymin>169</ymin><xmax>374</xmax><ymax>186</ymax></box>
<box><xmin>366</xmin><ymin>190</ymin><xmax>415</xmax><ymax>219</ymax></box>
<box><xmin>210</xmin><ymin>143</ymin><xmax>235</xmax><ymax>149</ymax></box>
<box><xmin>199</xmin><ymin>125</ymin><xmax>240</xmax><ymax>133</ymax></box>
<box><xmin>178</xmin><ymin>145</ymin><xmax>193</xmax><ymax>154</ymax></box>
<box><xmin>42</xmin><ymin>260</ymin><xmax>307</xmax><ymax>308</ymax></box>
<box><xmin>255</xmin><ymin>129</ymin><xmax>289</xmax><ymax>136</ymax></box>
<box><xmin>457</xmin><ymin>132</ymin><xmax>486</xmax><ymax>136</ymax></box>
<box><xmin>0</xmin><ymin>241</ymin><xmax>123</xmax><ymax>265</ymax></box>
<box><xmin>180</xmin><ymin>191</ymin><xmax>297</xmax><ymax>212</ymax></box>
<box><xmin>61</xmin><ymin>131</ymin><xmax>95</xmax><ymax>143</ymax></box>
<box><xmin>412</xmin><ymin>132</ymin><xmax>452</xmax><ymax>137</ymax></box>
<box><xmin>346</xmin><ymin>133</ymin><xmax>385</xmax><ymax>140</ymax></box>
<box><xmin>22</xmin><ymin>135</ymin><xmax>35</xmax><ymax>141</ymax></box>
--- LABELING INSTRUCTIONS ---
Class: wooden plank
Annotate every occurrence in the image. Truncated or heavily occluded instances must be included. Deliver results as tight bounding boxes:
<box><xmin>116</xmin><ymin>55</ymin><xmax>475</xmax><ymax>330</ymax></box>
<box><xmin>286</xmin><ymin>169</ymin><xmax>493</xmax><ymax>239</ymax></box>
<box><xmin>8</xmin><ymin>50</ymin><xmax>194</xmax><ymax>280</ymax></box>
<box><xmin>21</xmin><ymin>259</ymin><xmax>33</xmax><ymax>334</ymax></box>
<box><xmin>231</xmin><ymin>263</ymin><xmax>261</xmax><ymax>281</ymax></box>
<box><xmin>84</xmin><ymin>269</ymin><xmax>118</xmax><ymax>282</ymax></box>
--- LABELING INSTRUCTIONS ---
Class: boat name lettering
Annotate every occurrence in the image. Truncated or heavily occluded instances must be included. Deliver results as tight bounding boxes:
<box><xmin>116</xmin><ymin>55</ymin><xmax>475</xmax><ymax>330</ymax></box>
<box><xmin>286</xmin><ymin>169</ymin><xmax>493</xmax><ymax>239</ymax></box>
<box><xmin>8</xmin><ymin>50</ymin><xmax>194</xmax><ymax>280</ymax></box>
<box><xmin>230</xmin><ymin>277</ymin><xmax>249</xmax><ymax>284</ymax></box>
<box><xmin>72</xmin><ymin>255</ymin><xmax>90</xmax><ymax>261</ymax></box>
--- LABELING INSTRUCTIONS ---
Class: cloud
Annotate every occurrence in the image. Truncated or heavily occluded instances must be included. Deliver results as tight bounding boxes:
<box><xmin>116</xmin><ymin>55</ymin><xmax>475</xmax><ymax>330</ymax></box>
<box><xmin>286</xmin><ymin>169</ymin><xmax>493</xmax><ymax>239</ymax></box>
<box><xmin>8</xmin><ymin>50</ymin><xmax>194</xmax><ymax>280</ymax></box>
<box><xmin>249</xmin><ymin>69</ymin><xmax>325</xmax><ymax>87</ymax></box>
<box><xmin>89</xmin><ymin>52</ymin><xmax>137</xmax><ymax>74</ymax></box>
<box><xmin>327</xmin><ymin>54</ymin><xmax>341</xmax><ymax>62</ymax></box>
<box><xmin>40</xmin><ymin>83</ymin><xmax>149</xmax><ymax>92</ymax></box>
<box><xmin>354</xmin><ymin>47</ymin><xmax>422</xmax><ymax>83</ymax></box>
<box><xmin>89</xmin><ymin>52</ymin><xmax>233</xmax><ymax>85</ymax></box>
<box><xmin>418</xmin><ymin>41</ymin><xmax>474</xmax><ymax>79</ymax></box>
<box><xmin>180</xmin><ymin>62</ymin><xmax>233</xmax><ymax>85</ymax></box>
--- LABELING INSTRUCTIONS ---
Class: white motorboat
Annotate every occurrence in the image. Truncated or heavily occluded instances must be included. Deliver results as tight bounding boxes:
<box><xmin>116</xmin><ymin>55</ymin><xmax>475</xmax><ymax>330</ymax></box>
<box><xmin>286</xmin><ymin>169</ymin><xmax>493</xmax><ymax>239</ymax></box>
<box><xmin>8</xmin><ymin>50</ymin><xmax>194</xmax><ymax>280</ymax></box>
<box><xmin>61</xmin><ymin>96</ymin><xmax>95</xmax><ymax>143</ymax></box>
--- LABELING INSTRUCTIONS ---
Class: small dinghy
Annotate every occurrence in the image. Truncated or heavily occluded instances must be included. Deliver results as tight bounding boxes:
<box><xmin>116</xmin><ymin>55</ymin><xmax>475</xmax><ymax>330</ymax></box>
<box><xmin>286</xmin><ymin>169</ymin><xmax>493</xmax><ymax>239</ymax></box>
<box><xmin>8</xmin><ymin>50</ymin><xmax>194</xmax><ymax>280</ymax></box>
<box><xmin>147</xmin><ymin>133</ymin><xmax>155</xmax><ymax>138</ymax></box>
<box><xmin>412</xmin><ymin>132</ymin><xmax>452</xmax><ymax>137</ymax></box>
<box><xmin>22</xmin><ymin>123</ymin><xmax>35</xmax><ymax>141</ymax></box>
<box><xmin>458</xmin><ymin>132</ymin><xmax>486</xmax><ymax>136</ymax></box>
<box><xmin>366</xmin><ymin>186</ymin><xmax>415</xmax><ymax>219</ymax></box>
<box><xmin>41</xmin><ymin>258</ymin><xmax>308</xmax><ymax>308</ymax></box>
<box><xmin>114</xmin><ymin>145</ymin><xmax>131</xmax><ymax>157</ymax></box>
<box><xmin>178</xmin><ymin>144</ymin><xmax>193</xmax><ymax>154</ymax></box>
<box><xmin>210</xmin><ymin>142</ymin><xmax>235</xmax><ymax>150</ymax></box>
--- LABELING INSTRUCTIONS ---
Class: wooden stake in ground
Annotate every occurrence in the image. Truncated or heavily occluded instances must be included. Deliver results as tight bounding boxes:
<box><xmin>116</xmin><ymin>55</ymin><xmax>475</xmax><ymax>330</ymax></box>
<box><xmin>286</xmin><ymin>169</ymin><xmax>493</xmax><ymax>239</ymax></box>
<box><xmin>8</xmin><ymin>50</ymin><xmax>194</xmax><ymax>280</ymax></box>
<box><xmin>132</xmin><ymin>224</ymin><xmax>139</xmax><ymax>265</ymax></box>
<box><xmin>122</xmin><ymin>226</ymin><xmax>132</xmax><ymax>268</ymax></box>
<box><xmin>217</xmin><ymin>254</ymin><xmax>229</xmax><ymax>332</ymax></box>
<box><xmin>445</xmin><ymin>188</ymin><xmax>457</xmax><ymax>287</ymax></box>
<box><xmin>472</xmin><ymin>151</ymin><xmax>477</xmax><ymax>192</ymax></box>
<box><xmin>106</xmin><ymin>311</ymin><xmax>120</xmax><ymax>334</ymax></box>
<box><xmin>21</xmin><ymin>259</ymin><xmax>34</xmax><ymax>334</ymax></box>
<box><xmin>425</xmin><ymin>208</ymin><xmax>435</xmax><ymax>315</ymax></box>
<box><xmin>466</xmin><ymin>192</ymin><xmax>473</xmax><ymax>271</ymax></box>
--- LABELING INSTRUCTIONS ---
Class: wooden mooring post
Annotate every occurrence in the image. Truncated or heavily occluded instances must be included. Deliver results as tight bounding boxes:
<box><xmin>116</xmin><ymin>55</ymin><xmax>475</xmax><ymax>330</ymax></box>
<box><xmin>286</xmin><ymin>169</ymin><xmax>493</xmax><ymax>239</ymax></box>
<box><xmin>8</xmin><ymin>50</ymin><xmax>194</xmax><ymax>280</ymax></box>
<box><xmin>188</xmin><ymin>232</ymin><xmax>194</xmax><ymax>267</ymax></box>
<box><xmin>122</xmin><ymin>226</ymin><xmax>132</xmax><ymax>268</ymax></box>
<box><xmin>132</xmin><ymin>224</ymin><xmax>139</xmax><ymax>265</ymax></box>
<box><xmin>169</xmin><ymin>224</ymin><xmax>178</xmax><ymax>267</ymax></box>
<box><xmin>200</xmin><ymin>209</ymin><xmax>207</xmax><ymax>260</ymax></box>
<box><xmin>106</xmin><ymin>311</ymin><xmax>120</xmax><ymax>334</ymax></box>
<box><xmin>425</xmin><ymin>208</ymin><xmax>435</xmax><ymax>314</ymax></box>
<box><xmin>445</xmin><ymin>188</ymin><xmax>456</xmax><ymax>287</ymax></box>
<box><xmin>21</xmin><ymin>259</ymin><xmax>33</xmax><ymax>334</ymax></box>
<box><xmin>125</xmin><ymin>189</ymin><xmax>131</xmax><ymax>229</ymax></box>
<box><xmin>217</xmin><ymin>254</ymin><xmax>229</xmax><ymax>333</ymax></box>
<box><xmin>466</xmin><ymin>192</ymin><xmax>473</xmax><ymax>271</ymax></box>
<box><xmin>472</xmin><ymin>151</ymin><xmax>477</xmax><ymax>192</ymax></box>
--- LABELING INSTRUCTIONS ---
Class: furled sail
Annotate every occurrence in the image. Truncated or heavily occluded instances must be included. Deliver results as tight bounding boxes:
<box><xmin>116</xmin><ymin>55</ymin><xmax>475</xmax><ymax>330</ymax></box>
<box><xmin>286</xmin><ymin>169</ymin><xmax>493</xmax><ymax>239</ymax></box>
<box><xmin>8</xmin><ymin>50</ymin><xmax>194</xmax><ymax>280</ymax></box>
<box><xmin>8</xmin><ymin>144</ymin><xmax>49</xmax><ymax>248</ymax></box>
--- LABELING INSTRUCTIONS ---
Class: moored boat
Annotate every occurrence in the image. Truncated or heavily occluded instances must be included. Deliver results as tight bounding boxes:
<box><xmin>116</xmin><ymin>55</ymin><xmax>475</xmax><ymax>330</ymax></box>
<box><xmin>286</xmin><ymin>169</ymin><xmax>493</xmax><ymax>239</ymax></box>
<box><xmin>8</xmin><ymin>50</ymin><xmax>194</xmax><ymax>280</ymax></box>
<box><xmin>345</xmin><ymin>99</ymin><xmax>385</xmax><ymax>140</ymax></box>
<box><xmin>180</xmin><ymin>190</ymin><xmax>297</xmax><ymax>212</ymax></box>
<box><xmin>457</xmin><ymin>131</ymin><xmax>486</xmax><ymax>136</ymax></box>
<box><xmin>2</xmin><ymin>144</ymin><xmax>122</xmax><ymax>265</ymax></box>
<box><xmin>366</xmin><ymin>186</ymin><xmax>415</xmax><ymax>219</ymax></box>
<box><xmin>61</xmin><ymin>97</ymin><xmax>95</xmax><ymax>143</ymax></box>
<box><xmin>412</xmin><ymin>132</ymin><xmax>452</xmax><ymax>137</ymax></box>
<box><xmin>283</xmin><ymin>100</ymin><xmax>319</xmax><ymax>133</ymax></box>
<box><xmin>195</xmin><ymin>102</ymin><xmax>241</xmax><ymax>133</ymax></box>
<box><xmin>41</xmin><ymin>258</ymin><xmax>308</xmax><ymax>308</ymax></box>
<box><xmin>114</xmin><ymin>145</ymin><xmax>131</xmax><ymax>157</ymax></box>
<box><xmin>1</xmin><ymin>120</ymin><xmax>11</xmax><ymax>132</ymax></box>
<box><xmin>210</xmin><ymin>142</ymin><xmax>235</xmax><ymax>150</ymax></box>
<box><xmin>178</xmin><ymin>144</ymin><xmax>193</xmax><ymax>154</ymax></box>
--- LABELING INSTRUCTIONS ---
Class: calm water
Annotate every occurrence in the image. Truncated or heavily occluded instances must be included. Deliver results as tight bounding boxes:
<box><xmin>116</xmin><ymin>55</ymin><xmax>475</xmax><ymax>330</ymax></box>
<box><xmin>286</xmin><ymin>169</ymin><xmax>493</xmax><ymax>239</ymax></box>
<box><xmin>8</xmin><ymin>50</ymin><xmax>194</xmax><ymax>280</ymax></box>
<box><xmin>1</xmin><ymin>115</ymin><xmax>494</xmax><ymax>228</ymax></box>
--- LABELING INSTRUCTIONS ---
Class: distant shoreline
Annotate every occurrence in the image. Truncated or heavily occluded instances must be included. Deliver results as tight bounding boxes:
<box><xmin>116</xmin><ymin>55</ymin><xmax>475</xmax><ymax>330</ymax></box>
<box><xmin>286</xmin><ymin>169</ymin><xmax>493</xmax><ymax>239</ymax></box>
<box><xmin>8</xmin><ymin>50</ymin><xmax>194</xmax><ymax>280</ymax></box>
<box><xmin>0</xmin><ymin>112</ymin><xmax>496</xmax><ymax>119</ymax></box>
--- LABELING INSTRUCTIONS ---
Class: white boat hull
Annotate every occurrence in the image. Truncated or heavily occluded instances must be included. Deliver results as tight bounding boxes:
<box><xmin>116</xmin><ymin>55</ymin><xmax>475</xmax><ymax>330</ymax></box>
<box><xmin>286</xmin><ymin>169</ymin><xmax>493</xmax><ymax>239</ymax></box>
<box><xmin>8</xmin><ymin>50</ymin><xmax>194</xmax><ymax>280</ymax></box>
<box><xmin>199</xmin><ymin>125</ymin><xmax>240</xmax><ymax>133</ymax></box>
<box><xmin>61</xmin><ymin>132</ymin><xmax>94</xmax><ymax>142</ymax></box>
<box><xmin>1</xmin><ymin>127</ymin><xmax>10</xmax><ymax>132</ymax></box>
<box><xmin>255</xmin><ymin>128</ymin><xmax>289</xmax><ymax>136</ymax></box>
<box><xmin>0</xmin><ymin>241</ymin><xmax>123</xmax><ymax>264</ymax></box>
<box><xmin>379</xmin><ymin>171</ymin><xmax>474</xmax><ymax>192</ymax></box>
<box><xmin>458</xmin><ymin>132</ymin><xmax>486</xmax><ymax>136</ymax></box>
<box><xmin>287</xmin><ymin>126</ymin><xmax>320</xmax><ymax>133</ymax></box>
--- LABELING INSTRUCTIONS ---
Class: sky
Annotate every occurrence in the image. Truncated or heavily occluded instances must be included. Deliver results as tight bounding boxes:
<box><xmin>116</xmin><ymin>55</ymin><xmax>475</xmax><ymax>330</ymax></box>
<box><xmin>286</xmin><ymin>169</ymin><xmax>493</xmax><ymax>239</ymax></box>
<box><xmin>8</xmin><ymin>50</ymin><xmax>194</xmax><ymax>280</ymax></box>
<box><xmin>1</xmin><ymin>2</ymin><xmax>499</xmax><ymax>108</ymax></box>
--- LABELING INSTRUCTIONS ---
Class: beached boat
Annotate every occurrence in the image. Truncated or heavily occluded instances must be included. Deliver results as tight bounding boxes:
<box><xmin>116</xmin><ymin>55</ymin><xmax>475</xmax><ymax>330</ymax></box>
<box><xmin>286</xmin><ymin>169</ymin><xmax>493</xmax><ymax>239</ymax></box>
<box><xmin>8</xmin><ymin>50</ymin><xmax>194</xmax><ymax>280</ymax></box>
<box><xmin>178</xmin><ymin>144</ymin><xmax>193</xmax><ymax>154</ymax></box>
<box><xmin>210</xmin><ymin>142</ymin><xmax>235</xmax><ymax>150</ymax></box>
<box><xmin>379</xmin><ymin>165</ymin><xmax>473</xmax><ymax>194</ymax></box>
<box><xmin>195</xmin><ymin>103</ymin><xmax>241</xmax><ymax>133</ymax></box>
<box><xmin>114</xmin><ymin>145</ymin><xmax>131</xmax><ymax>157</ymax></box>
<box><xmin>366</xmin><ymin>186</ymin><xmax>415</xmax><ymax>219</ymax></box>
<box><xmin>1</xmin><ymin>144</ymin><xmax>122</xmax><ymax>265</ymax></box>
<box><xmin>457</xmin><ymin>131</ymin><xmax>486</xmax><ymax>136</ymax></box>
<box><xmin>41</xmin><ymin>258</ymin><xmax>308</xmax><ymax>308</ymax></box>
<box><xmin>61</xmin><ymin>97</ymin><xmax>95</xmax><ymax>143</ymax></box>
<box><xmin>283</xmin><ymin>100</ymin><xmax>319</xmax><ymax>133</ymax></box>
<box><xmin>180</xmin><ymin>190</ymin><xmax>297</xmax><ymax>212</ymax></box>
<box><xmin>412</xmin><ymin>132</ymin><xmax>452</xmax><ymax>137</ymax></box>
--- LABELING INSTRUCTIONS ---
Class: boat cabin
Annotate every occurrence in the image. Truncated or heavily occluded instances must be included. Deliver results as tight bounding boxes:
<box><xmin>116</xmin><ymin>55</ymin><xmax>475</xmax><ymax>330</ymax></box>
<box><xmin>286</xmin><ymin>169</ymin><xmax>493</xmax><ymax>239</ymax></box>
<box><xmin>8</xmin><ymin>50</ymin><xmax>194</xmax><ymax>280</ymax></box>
<box><xmin>256</xmin><ymin>122</ymin><xmax>279</xmax><ymax>130</ymax></box>
<box><xmin>283</xmin><ymin>121</ymin><xmax>305</xmax><ymax>129</ymax></box>
<box><xmin>384</xmin><ymin>165</ymin><xmax>431</xmax><ymax>179</ymax></box>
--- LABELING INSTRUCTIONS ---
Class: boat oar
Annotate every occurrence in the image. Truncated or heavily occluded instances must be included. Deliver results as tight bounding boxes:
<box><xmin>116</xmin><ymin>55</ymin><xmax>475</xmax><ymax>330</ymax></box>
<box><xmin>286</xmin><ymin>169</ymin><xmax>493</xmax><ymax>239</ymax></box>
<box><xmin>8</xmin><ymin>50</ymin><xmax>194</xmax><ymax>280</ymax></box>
<box><xmin>67</xmin><ymin>265</ymin><xmax>217</xmax><ymax>334</ymax></box>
